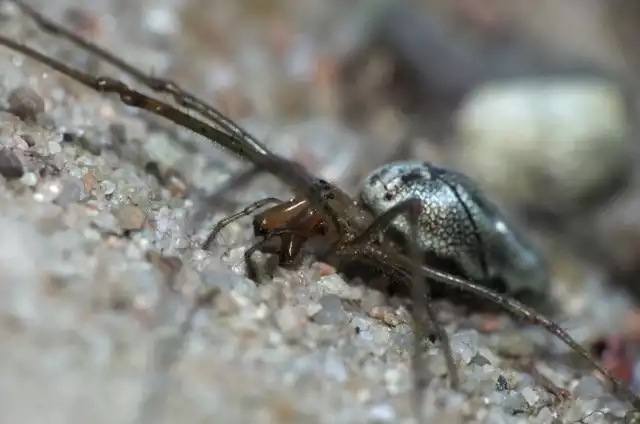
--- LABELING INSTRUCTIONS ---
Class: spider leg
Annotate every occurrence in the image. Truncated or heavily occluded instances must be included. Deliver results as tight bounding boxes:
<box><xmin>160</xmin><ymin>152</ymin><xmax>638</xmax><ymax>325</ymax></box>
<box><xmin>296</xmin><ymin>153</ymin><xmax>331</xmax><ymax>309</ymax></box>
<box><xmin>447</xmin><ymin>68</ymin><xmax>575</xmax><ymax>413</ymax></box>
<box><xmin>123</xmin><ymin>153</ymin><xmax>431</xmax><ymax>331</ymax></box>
<box><xmin>343</xmin><ymin>197</ymin><xmax>640</xmax><ymax>409</ymax></box>
<box><xmin>10</xmin><ymin>0</ymin><xmax>271</xmax><ymax>156</ymax></box>
<box><xmin>0</xmin><ymin>15</ymin><xmax>341</xmax><ymax>234</ymax></box>
<box><xmin>0</xmin><ymin>33</ymin><xmax>278</xmax><ymax>169</ymax></box>
<box><xmin>202</xmin><ymin>197</ymin><xmax>282</xmax><ymax>250</ymax></box>
<box><xmin>350</xmin><ymin>197</ymin><xmax>415</xmax><ymax>246</ymax></box>
<box><xmin>395</xmin><ymin>254</ymin><xmax>640</xmax><ymax>409</ymax></box>
<box><xmin>0</xmin><ymin>34</ymin><xmax>339</xmax><ymax>233</ymax></box>
<box><xmin>278</xmin><ymin>233</ymin><xmax>306</xmax><ymax>268</ymax></box>
<box><xmin>349</xmin><ymin>199</ymin><xmax>460</xmax><ymax>394</ymax></box>
<box><xmin>243</xmin><ymin>237</ymin><xmax>279</xmax><ymax>282</ymax></box>
<box><xmin>335</xmin><ymin>239</ymin><xmax>640</xmax><ymax>410</ymax></box>
<box><xmin>403</xmin><ymin>197</ymin><xmax>445</xmax><ymax>418</ymax></box>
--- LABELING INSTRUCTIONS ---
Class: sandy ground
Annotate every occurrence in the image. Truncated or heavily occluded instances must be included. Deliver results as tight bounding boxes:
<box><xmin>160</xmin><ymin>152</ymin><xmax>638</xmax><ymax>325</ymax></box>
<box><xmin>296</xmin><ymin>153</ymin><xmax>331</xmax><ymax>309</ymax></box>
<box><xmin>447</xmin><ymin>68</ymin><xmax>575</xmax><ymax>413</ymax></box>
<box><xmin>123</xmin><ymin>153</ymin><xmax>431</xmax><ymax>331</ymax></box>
<box><xmin>0</xmin><ymin>1</ymin><xmax>637</xmax><ymax>423</ymax></box>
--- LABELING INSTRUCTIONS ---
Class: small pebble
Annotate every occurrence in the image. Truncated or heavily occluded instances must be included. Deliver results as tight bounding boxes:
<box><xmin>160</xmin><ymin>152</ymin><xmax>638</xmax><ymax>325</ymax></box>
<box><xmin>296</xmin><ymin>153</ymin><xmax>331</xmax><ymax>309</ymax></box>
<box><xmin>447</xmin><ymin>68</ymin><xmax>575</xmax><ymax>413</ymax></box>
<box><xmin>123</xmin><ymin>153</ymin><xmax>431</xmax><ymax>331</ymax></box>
<box><xmin>496</xmin><ymin>374</ymin><xmax>509</xmax><ymax>391</ymax></box>
<box><xmin>7</xmin><ymin>86</ymin><xmax>45</xmax><ymax>122</ymax></box>
<box><xmin>20</xmin><ymin>171</ymin><xmax>37</xmax><ymax>186</ymax></box>
<box><xmin>323</xmin><ymin>350</ymin><xmax>348</xmax><ymax>382</ymax></box>
<box><xmin>384</xmin><ymin>366</ymin><xmax>409</xmax><ymax>395</ymax></box>
<box><xmin>626</xmin><ymin>411</ymin><xmax>640</xmax><ymax>424</ymax></box>
<box><xmin>368</xmin><ymin>403</ymin><xmax>396</xmax><ymax>423</ymax></box>
<box><xmin>0</xmin><ymin>147</ymin><xmax>23</xmax><ymax>179</ymax></box>
<box><xmin>276</xmin><ymin>305</ymin><xmax>305</xmax><ymax>339</ymax></box>
<box><xmin>212</xmin><ymin>291</ymin><xmax>239</xmax><ymax>316</ymax></box>
<box><xmin>46</xmin><ymin>140</ymin><xmax>62</xmax><ymax>155</ymax></box>
<box><xmin>200</xmin><ymin>267</ymin><xmax>256</xmax><ymax>295</ymax></box>
<box><xmin>456</xmin><ymin>77</ymin><xmax>632</xmax><ymax>209</ymax></box>
<box><xmin>572</xmin><ymin>375</ymin><xmax>605</xmax><ymax>399</ymax></box>
<box><xmin>469</xmin><ymin>353</ymin><xmax>492</xmax><ymax>367</ymax></box>
<box><xmin>351</xmin><ymin>315</ymin><xmax>390</xmax><ymax>354</ymax></box>
<box><xmin>360</xmin><ymin>289</ymin><xmax>387</xmax><ymax>312</ymax></box>
<box><xmin>55</xmin><ymin>177</ymin><xmax>85</xmax><ymax>206</ymax></box>
<box><xmin>489</xmin><ymin>390</ymin><xmax>529</xmax><ymax>414</ymax></box>
<box><xmin>451</xmin><ymin>329</ymin><xmax>479</xmax><ymax>364</ymax></box>
<box><xmin>533</xmin><ymin>407</ymin><xmax>555</xmax><ymax>424</ymax></box>
<box><xmin>317</xmin><ymin>273</ymin><xmax>361</xmax><ymax>300</ymax></box>
<box><xmin>476</xmin><ymin>347</ymin><xmax>500</xmax><ymax>366</ymax></box>
<box><xmin>426</xmin><ymin>353</ymin><xmax>450</xmax><ymax>378</ymax></box>
<box><xmin>90</xmin><ymin>210</ymin><xmax>121</xmax><ymax>234</ymax></box>
<box><xmin>67</xmin><ymin>165</ymin><xmax>83</xmax><ymax>179</ymax></box>
<box><xmin>34</xmin><ymin>179</ymin><xmax>62</xmax><ymax>202</ymax></box>
<box><xmin>82</xmin><ymin>172</ymin><xmax>99</xmax><ymax>193</ymax></box>
<box><xmin>521</xmin><ymin>386</ymin><xmax>540</xmax><ymax>406</ymax></box>
<box><xmin>494</xmin><ymin>332</ymin><xmax>534</xmax><ymax>358</ymax></box>
<box><xmin>78</xmin><ymin>132</ymin><xmax>104</xmax><ymax>155</ymax></box>
<box><xmin>368</xmin><ymin>305</ymin><xmax>401</xmax><ymax>326</ymax></box>
<box><xmin>305</xmin><ymin>302</ymin><xmax>322</xmax><ymax>317</ymax></box>
<box><xmin>312</xmin><ymin>294</ymin><xmax>345</xmax><ymax>325</ymax></box>
<box><xmin>164</xmin><ymin>171</ymin><xmax>188</xmax><ymax>197</ymax></box>
<box><xmin>20</xmin><ymin>133</ymin><xmax>36</xmax><ymax>147</ymax></box>
<box><xmin>144</xmin><ymin>6</ymin><xmax>178</xmax><ymax>35</ymax></box>
<box><xmin>389</xmin><ymin>324</ymin><xmax>413</xmax><ymax>352</ymax></box>
<box><xmin>100</xmin><ymin>180</ymin><xmax>116</xmax><ymax>195</ymax></box>
<box><xmin>483</xmin><ymin>407</ymin><xmax>517</xmax><ymax>424</ymax></box>
<box><xmin>113</xmin><ymin>204</ymin><xmax>146</xmax><ymax>231</ymax></box>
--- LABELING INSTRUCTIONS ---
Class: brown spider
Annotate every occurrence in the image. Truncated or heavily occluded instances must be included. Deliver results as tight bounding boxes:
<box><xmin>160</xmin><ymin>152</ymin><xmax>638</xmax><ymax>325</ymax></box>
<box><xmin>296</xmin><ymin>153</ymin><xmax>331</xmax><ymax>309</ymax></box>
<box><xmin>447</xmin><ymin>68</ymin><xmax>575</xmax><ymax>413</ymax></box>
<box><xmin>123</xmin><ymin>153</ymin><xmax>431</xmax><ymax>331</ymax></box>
<box><xmin>1</xmin><ymin>0</ymin><xmax>638</xmax><ymax>415</ymax></box>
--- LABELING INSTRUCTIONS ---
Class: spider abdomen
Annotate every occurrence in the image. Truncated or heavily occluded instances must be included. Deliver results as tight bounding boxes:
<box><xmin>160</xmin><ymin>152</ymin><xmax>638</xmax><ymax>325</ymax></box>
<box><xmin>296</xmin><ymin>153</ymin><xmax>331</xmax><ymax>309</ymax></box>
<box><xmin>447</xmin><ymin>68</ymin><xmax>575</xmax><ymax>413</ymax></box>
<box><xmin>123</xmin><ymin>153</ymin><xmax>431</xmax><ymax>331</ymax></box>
<box><xmin>359</xmin><ymin>160</ymin><xmax>550</xmax><ymax>303</ymax></box>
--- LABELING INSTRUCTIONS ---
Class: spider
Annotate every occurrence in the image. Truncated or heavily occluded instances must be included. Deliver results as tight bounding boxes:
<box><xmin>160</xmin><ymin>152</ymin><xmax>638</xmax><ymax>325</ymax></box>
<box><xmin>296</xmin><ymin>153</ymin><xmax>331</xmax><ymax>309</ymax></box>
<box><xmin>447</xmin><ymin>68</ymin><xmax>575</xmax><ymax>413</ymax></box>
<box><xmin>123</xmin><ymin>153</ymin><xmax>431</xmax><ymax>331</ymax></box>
<box><xmin>1</xmin><ymin>0</ymin><xmax>638</xmax><ymax>414</ymax></box>
<box><xmin>206</xmin><ymin>160</ymin><xmax>551</xmax><ymax>311</ymax></box>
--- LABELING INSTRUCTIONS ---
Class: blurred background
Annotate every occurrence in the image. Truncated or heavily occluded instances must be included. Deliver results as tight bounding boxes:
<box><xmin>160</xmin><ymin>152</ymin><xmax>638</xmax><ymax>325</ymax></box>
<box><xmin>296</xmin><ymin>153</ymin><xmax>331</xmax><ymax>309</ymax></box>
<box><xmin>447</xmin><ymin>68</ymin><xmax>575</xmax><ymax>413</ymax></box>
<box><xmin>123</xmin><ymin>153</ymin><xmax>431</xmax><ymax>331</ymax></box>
<box><xmin>4</xmin><ymin>0</ymin><xmax>640</xmax><ymax>419</ymax></box>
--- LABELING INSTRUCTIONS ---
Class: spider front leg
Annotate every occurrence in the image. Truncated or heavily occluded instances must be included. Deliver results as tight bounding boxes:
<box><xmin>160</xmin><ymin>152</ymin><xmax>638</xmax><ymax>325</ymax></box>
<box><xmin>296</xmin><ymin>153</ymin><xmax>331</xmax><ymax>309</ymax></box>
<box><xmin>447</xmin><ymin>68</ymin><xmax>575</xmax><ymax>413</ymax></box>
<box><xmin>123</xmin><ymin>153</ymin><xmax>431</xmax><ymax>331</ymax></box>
<box><xmin>353</xmin><ymin>198</ymin><xmax>460</xmax><ymax>393</ymax></box>
<box><xmin>9</xmin><ymin>0</ymin><xmax>261</xmax><ymax>145</ymax></box>
<box><xmin>202</xmin><ymin>197</ymin><xmax>282</xmax><ymax>250</ymax></box>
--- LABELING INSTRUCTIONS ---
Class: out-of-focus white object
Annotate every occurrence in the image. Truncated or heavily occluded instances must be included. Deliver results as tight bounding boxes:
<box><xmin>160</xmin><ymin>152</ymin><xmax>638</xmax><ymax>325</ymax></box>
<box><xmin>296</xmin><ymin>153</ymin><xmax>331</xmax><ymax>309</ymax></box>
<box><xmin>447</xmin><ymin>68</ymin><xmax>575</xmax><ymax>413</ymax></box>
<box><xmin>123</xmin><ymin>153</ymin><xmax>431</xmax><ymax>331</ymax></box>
<box><xmin>456</xmin><ymin>77</ymin><xmax>632</xmax><ymax>207</ymax></box>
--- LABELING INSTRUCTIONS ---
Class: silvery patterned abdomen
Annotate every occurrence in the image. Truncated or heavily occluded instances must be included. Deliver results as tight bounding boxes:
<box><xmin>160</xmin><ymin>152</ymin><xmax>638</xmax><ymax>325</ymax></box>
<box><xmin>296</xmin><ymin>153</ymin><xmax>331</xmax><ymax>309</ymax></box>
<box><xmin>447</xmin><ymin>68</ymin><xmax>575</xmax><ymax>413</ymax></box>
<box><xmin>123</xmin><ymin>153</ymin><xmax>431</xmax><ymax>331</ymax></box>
<box><xmin>359</xmin><ymin>161</ymin><xmax>550</xmax><ymax>304</ymax></box>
